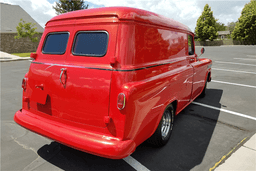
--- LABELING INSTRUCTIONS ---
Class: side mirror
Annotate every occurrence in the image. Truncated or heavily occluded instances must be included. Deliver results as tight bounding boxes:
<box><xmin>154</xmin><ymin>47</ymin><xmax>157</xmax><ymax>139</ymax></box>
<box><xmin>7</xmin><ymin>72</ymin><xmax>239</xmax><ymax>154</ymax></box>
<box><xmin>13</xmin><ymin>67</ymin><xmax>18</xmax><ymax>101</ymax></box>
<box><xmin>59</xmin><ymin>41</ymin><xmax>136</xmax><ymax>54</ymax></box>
<box><xmin>30</xmin><ymin>52</ymin><xmax>37</xmax><ymax>59</ymax></box>
<box><xmin>201</xmin><ymin>48</ymin><xmax>205</xmax><ymax>55</ymax></box>
<box><xmin>197</xmin><ymin>48</ymin><xmax>205</xmax><ymax>58</ymax></box>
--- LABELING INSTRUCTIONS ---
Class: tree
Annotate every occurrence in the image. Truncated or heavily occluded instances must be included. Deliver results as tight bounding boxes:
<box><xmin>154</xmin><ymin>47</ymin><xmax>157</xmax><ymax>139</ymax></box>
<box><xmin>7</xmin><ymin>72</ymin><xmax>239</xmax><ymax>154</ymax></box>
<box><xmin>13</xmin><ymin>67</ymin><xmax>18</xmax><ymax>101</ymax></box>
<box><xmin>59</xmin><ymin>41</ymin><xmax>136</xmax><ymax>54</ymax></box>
<box><xmin>14</xmin><ymin>19</ymin><xmax>38</xmax><ymax>42</ymax></box>
<box><xmin>53</xmin><ymin>0</ymin><xmax>89</xmax><ymax>15</ymax></box>
<box><xmin>195</xmin><ymin>4</ymin><xmax>218</xmax><ymax>41</ymax></box>
<box><xmin>232</xmin><ymin>0</ymin><xmax>256</xmax><ymax>44</ymax></box>
<box><xmin>226</xmin><ymin>22</ymin><xmax>237</xmax><ymax>33</ymax></box>
<box><xmin>215</xmin><ymin>21</ymin><xmax>226</xmax><ymax>31</ymax></box>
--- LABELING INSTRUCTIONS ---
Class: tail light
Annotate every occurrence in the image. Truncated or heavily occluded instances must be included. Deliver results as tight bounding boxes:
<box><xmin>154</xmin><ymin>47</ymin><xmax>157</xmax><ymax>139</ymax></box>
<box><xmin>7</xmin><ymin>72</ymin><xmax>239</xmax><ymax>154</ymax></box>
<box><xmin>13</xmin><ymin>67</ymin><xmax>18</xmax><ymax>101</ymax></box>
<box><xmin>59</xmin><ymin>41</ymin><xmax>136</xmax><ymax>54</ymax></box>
<box><xmin>117</xmin><ymin>93</ymin><xmax>126</xmax><ymax>110</ymax></box>
<box><xmin>22</xmin><ymin>78</ymin><xmax>27</xmax><ymax>91</ymax></box>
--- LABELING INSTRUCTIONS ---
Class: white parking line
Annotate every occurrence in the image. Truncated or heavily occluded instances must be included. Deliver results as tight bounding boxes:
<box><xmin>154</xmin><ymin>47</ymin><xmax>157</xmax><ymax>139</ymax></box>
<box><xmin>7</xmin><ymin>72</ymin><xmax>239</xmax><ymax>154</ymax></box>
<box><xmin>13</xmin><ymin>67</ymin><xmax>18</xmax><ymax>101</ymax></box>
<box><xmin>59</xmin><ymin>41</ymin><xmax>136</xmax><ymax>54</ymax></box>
<box><xmin>212</xmin><ymin>68</ymin><xmax>256</xmax><ymax>75</ymax></box>
<box><xmin>234</xmin><ymin>58</ymin><xmax>256</xmax><ymax>61</ymax></box>
<box><xmin>123</xmin><ymin>156</ymin><xmax>150</xmax><ymax>171</ymax></box>
<box><xmin>211</xmin><ymin>80</ymin><xmax>256</xmax><ymax>89</ymax></box>
<box><xmin>215</xmin><ymin>61</ymin><xmax>256</xmax><ymax>67</ymax></box>
<box><xmin>247</xmin><ymin>55</ymin><xmax>256</xmax><ymax>57</ymax></box>
<box><xmin>192</xmin><ymin>102</ymin><xmax>256</xmax><ymax>121</ymax></box>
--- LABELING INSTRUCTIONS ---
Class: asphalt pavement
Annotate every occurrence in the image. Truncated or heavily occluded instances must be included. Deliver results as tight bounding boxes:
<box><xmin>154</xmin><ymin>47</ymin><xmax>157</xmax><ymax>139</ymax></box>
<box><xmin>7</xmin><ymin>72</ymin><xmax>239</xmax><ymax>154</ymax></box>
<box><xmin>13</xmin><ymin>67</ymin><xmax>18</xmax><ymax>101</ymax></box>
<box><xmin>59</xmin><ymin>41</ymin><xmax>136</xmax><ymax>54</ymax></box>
<box><xmin>1</xmin><ymin>46</ymin><xmax>256</xmax><ymax>171</ymax></box>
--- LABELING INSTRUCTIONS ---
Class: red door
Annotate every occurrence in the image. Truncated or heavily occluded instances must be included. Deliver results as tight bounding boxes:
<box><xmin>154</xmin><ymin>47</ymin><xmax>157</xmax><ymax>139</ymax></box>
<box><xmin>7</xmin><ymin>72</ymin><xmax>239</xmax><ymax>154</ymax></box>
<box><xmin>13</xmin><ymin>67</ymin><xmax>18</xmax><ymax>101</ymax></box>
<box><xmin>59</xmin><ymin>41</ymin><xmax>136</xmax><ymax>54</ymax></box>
<box><xmin>60</xmin><ymin>24</ymin><xmax>118</xmax><ymax>127</ymax></box>
<box><xmin>29</xmin><ymin>22</ymin><xmax>117</xmax><ymax>128</ymax></box>
<box><xmin>29</xmin><ymin>28</ymin><xmax>72</xmax><ymax>118</ymax></box>
<box><xmin>191</xmin><ymin>60</ymin><xmax>207</xmax><ymax>99</ymax></box>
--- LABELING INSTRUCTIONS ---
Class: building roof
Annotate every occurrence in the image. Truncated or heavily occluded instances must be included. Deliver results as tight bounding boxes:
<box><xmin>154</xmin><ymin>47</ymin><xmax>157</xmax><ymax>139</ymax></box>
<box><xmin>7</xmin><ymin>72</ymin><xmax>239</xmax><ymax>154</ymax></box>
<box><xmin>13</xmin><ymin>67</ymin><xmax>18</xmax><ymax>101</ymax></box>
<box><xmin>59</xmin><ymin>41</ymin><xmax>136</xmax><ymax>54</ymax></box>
<box><xmin>47</xmin><ymin>7</ymin><xmax>192</xmax><ymax>33</ymax></box>
<box><xmin>217</xmin><ymin>31</ymin><xmax>231</xmax><ymax>35</ymax></box>
<box><xmin>0</xmin><ymin>2</ymin><xmax>44</xmax><ymax>33</ymax></box>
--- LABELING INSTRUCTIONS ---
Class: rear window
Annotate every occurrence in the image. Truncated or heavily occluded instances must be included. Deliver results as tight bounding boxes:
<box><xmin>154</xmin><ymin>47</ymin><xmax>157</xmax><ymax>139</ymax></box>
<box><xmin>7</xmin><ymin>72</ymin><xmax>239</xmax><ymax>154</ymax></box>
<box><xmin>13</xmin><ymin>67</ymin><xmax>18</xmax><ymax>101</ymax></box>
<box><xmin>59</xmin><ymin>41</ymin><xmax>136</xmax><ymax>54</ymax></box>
<box><xmin>72</xmin><ymin>31</ymin><xmax>108</xmax><ymax>57</ymax></box>
<box><xmin>42</xmin><ymin>32</ymin><xmax>69</xmax><ymax>54</ymax></box>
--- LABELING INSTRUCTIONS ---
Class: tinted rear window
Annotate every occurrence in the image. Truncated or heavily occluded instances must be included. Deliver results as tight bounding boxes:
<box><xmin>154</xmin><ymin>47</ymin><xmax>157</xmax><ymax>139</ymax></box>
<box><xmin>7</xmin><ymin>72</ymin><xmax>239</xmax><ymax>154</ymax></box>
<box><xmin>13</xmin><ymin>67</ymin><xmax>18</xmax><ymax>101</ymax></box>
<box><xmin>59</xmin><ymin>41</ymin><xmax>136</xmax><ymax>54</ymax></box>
<box><xmin>72</xmin><ymin>31</ymin><xmax>108</xmax><ymax>57</ymax></box>
<box><xmin>42</xmin><ymin>33</ymin><xmax>69</xmax><ymax>54</ymax></box>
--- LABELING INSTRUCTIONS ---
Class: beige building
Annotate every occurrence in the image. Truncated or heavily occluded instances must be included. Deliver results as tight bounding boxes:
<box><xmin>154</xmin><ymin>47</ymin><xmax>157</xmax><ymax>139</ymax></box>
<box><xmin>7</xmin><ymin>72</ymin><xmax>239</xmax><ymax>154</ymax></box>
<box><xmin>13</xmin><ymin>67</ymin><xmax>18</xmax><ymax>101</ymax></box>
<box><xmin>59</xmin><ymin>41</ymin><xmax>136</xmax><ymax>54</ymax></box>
<box><xmin>0</xmin><ymin>2</ymin><xmax>44</xmax><ymax>53</ymax></box>
<box><xmin>0</xmin><ymin>2</ymin><xmax>44</xmax><ymax>33</ymax></box>
<box><xmin>217</xmin><ymin>31</ymin><xmax>231</xmax><ymax>40</ymax></box>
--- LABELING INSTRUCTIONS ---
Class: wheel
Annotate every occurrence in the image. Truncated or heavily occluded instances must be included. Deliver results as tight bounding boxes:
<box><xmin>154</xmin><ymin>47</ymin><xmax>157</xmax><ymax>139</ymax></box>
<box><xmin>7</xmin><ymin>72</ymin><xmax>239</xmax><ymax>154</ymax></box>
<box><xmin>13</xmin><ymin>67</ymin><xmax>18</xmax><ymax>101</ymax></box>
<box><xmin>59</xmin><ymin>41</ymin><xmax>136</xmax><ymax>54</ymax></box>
<box><xmin>199</xmin><ymin>80</ymin><xmax>207</xmax><ymax>98</ymax></box>
<box><xmin>147</xmin><ymin>104</ymin><xmax>174</xmax><ymax>147</ymax></box>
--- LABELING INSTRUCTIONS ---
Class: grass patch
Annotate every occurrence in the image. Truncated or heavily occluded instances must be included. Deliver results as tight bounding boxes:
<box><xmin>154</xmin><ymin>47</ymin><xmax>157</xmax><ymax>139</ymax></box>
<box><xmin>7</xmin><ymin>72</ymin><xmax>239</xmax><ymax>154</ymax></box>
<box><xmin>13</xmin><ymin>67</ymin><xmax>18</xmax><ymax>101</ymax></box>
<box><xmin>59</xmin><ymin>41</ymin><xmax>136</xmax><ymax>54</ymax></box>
<box><xmin>11</xmin><ymin>52</ymin><xmax>35</xmax><ymax>57</ymax></box>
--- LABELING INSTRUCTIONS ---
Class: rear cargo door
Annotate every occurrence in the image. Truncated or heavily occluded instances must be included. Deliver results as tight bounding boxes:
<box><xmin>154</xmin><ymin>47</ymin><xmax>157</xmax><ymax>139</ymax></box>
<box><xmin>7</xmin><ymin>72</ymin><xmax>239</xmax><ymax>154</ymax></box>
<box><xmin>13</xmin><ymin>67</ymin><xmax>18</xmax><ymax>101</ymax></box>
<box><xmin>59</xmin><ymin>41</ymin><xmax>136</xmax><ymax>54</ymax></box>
<box><xmin>62</xmin><ymin>24</ymin><xmax>118</xmax><ymax>127</ymax></box>
<box><xmin>28</xmin><ymin>23</ymin><xmax>74</xmax><ymax>117</ymax></box>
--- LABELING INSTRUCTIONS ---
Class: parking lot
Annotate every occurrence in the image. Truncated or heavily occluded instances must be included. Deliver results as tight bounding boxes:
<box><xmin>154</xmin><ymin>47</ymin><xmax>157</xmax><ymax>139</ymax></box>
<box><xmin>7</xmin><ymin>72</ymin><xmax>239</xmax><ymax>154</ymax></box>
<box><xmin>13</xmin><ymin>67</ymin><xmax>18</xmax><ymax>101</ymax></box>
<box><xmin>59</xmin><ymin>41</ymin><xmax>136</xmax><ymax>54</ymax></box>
<box><xmin>1</xmin><ymin>46</ymin><xmax>255</xmax><ymax>171</ymax></box>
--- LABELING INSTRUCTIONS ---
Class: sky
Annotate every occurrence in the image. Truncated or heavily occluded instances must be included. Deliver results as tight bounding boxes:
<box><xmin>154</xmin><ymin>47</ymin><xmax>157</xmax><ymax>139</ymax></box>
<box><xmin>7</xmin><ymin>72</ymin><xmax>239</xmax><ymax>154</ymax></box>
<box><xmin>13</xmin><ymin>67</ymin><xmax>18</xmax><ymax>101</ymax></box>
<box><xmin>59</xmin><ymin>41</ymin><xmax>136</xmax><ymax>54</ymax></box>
<box><xmin>0</xmin><ymin>0</ymin><xmax>250</xmax><ymax>32</ymax></box>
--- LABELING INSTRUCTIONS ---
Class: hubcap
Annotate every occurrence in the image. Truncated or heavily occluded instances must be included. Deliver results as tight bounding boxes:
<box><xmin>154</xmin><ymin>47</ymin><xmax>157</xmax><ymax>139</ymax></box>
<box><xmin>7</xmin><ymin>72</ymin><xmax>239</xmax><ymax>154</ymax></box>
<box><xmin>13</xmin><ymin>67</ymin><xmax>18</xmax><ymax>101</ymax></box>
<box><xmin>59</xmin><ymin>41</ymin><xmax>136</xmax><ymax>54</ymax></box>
<box><xmin>161</xmin><ymin>110</ymin><xmax>172</xmax><ymax>139</ymax></box>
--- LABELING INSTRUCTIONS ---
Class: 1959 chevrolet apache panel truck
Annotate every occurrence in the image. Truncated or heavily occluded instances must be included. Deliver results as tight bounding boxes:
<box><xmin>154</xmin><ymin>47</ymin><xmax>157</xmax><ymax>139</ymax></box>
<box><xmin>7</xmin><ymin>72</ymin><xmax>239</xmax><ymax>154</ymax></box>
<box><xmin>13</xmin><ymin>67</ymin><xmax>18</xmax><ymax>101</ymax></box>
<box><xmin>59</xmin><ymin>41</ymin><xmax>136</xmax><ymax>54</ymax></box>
<box><xmin>14</xmin><ymin>7</ymin><xmax>212</xmax><ymax>159</ymax></box>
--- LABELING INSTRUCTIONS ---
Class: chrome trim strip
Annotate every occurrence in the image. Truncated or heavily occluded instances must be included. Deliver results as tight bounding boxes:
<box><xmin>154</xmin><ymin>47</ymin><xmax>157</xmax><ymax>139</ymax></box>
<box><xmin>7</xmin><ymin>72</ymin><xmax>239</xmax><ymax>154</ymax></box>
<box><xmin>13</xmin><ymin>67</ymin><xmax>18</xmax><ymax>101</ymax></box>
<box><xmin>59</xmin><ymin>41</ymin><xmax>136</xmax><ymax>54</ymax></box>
<box><xmin>31</xmin><ymin>61</ymin><xmax>175</xmax><ymax>72</ymax></box>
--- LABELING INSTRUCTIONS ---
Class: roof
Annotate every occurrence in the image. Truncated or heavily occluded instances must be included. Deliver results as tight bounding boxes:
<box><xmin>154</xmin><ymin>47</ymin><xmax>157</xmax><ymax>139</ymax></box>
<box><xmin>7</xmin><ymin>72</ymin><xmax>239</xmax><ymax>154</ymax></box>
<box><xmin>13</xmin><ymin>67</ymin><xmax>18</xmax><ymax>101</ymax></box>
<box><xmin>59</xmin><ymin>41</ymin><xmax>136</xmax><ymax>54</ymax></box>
<box><xmin>48</xmin><ymin>7</ymin><xmax>192</xmax><ymax>33</ymax></box>
<box><xmin>217</xmin><ymin>31</ymin><xmax>231</xmax><ymax>35</ymax></box>
<box><xmin>0</xmin><ymin>2</ymin><xmax>44</xmax><ymax>33</ymax></box>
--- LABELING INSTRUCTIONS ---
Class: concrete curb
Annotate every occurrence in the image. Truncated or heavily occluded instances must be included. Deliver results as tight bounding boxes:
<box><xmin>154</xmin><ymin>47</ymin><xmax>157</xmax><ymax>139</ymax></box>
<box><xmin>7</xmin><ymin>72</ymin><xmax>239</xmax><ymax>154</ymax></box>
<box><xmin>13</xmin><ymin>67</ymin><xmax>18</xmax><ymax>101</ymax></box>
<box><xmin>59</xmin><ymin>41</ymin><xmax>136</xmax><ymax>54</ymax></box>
<box><xmin>195</xmin><ymin>45</ymin><xmax>255</xmax><ymax>47</ymax></box>
<box><xmin>0</xmin><ymin>57</ymin><xmax>31</xmax><ymax>62</ymax></box>
<box><xmin>215</xmin><ymin>134</ymin><xmax>256</xmax><ymax>171</ymax></box>
<box><xmin>0</xmin><ymin>51</ymin><xmax>32</xmax><ymax>62</ymax></box>
<box><xmin>220</xmin><ymin>45</ymin><xmax>255</xmax><ymax>47</ymax></box>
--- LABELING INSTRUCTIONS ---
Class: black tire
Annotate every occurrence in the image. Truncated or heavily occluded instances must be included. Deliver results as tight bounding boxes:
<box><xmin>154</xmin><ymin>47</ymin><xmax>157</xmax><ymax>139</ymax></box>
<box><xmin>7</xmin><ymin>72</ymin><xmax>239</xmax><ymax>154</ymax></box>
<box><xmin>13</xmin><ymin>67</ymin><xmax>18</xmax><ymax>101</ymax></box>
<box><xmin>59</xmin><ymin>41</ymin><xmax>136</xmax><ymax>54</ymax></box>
<box><xmin>199</xmin><ymin>80</ymin><xmax>207</xmax><ymax>98</ymax></box>
<box><xmin>147</xmin><ymin>104</ymin><xmax>174</xmax><ymax>147</ymax></box>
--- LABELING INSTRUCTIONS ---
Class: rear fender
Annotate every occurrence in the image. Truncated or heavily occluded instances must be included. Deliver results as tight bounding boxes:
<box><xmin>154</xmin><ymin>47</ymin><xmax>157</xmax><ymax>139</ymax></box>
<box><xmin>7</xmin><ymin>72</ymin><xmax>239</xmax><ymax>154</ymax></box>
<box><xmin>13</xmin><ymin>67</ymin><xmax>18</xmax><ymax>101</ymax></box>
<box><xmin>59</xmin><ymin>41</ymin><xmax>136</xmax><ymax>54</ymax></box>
<box><xmin>149</xmin><ymin>99</ymin><xmax>177</xmax><ymax>138</ymax></box>
<box><xmin>207</xmin><ymin>71</ymin><xmax>211</xmax><ymax>82</ymax></box>
<box><xmin>201</xmin><ymin>59</ymin><xmax>212</xmax><ymax>83</ymax></box>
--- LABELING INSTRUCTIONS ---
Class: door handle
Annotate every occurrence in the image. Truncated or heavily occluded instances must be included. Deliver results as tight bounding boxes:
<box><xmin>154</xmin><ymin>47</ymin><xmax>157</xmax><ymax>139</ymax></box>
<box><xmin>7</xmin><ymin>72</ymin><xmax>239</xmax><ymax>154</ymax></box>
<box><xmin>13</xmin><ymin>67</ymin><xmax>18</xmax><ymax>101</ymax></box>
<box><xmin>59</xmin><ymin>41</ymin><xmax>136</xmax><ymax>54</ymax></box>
<box><xmin>35</xmin><ymin>84</ymin><xmax>44</xmax><ymax>90</ymax></box>
<box><xmin>60</xmin><ymin>68</ymin><xmax>67</xmax><ymax>86</ymax></box>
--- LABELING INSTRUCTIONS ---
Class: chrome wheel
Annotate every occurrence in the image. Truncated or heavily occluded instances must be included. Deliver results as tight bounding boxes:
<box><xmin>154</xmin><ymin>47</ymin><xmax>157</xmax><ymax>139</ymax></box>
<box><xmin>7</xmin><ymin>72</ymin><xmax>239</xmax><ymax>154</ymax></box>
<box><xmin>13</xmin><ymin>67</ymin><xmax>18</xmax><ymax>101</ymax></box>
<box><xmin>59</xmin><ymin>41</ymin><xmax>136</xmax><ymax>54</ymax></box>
<box><xmin>147</xmin><ymin>104</ymin><xmax>174</xmax><ymax>146</ymax></box>
<box><xmin>161</xmin><ymin>110</ymin><xmax>172</xmax><ymax>139</ymax></box>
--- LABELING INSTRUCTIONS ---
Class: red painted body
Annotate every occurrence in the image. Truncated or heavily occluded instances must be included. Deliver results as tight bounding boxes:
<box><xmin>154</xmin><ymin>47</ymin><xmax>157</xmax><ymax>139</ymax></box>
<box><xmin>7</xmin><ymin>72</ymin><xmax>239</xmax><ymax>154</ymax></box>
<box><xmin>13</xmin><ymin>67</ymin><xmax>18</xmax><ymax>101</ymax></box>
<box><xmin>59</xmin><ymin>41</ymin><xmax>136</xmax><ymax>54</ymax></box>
<box><xmin>14</xmin><ymin>7</ymin><xmax>212</xmax><ymax>159</ymax></box>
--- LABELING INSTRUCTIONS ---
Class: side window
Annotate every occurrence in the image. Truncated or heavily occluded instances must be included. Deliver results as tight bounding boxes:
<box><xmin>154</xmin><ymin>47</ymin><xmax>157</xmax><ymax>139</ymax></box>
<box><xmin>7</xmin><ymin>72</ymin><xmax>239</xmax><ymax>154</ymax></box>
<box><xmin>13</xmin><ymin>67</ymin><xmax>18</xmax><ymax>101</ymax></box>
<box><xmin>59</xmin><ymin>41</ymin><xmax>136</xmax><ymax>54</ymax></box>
<box><xmin>188</xmin><ymin>34</ymin><xmax>194</xmax><ymax>55</ymax></box>
<box><xmin>42</xmin><ymin>32</ymin><xmax>69</xmax><ymax>54</ymax></box>
<box><xmin>72</xmin><ymin>31</ymin><xmax>108</xmax><ymax>57</ymax></box>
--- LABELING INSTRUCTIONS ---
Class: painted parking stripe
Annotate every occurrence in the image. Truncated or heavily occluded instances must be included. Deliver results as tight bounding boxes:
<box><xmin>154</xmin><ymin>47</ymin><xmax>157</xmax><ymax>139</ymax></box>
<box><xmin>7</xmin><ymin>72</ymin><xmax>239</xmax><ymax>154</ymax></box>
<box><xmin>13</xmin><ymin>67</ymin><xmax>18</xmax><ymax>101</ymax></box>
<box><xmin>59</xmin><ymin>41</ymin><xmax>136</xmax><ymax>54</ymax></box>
<box><xmin>192</xmin><ymin>102</ymin><xmax>256</xmax><ymax>121</ymax></box>
<box><xmin>123</xmin><ymin>156</ymin><xmax>150</xmax><ymax>171</ymax></box>
<box><xmin>247</xmin><ymin>55</ymin><xmax>256</xmax><ymax>57</ymax></box>
<box><xmin>212</xmin><ymin>68</ymin><xmax>256</xmax><ymax>75</ymax></box>
<box><xmin>211</xmin><ymin>80</ymin><xmax>256</xmax><ymax>89</ymax></box>
<box><xmin>215</xmin><ymin>61</ymin><xmax>256</xmax><ymax>67</ymax></box>
<box><xmin>234</xmin><ymin>58</ymin><xmax>256</xmax><ymax>61</ymax></box>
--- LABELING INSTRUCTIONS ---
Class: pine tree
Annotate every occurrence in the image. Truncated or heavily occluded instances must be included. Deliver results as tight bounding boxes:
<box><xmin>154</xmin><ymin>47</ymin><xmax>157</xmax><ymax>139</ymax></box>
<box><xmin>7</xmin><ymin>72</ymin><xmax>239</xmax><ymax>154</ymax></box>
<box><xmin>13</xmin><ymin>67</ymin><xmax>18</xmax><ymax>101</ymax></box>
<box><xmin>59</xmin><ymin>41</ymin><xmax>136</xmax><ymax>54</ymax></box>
<box><xmin>227</xmin><ymin>22</ymin><xmax>237</xmax><ymax>33</ymax></box>
<box><xmin>53</xmin><ymin>0</ymin><xmax>89</xmax><ymax>15</ymax></box>
<box><xmin>215</xmin><ymin>21</ymin><xmax>226</xmax><ymax>31</ymax></box>
<box><xmin>195</xmin><ymin>4</ymin><xmax>218</xmax><ymax>41</ymax></box>
<box><xmin>232</xmin><ymin>0</ymin><xmax>256</xmax><ymax>44</ymax></box>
